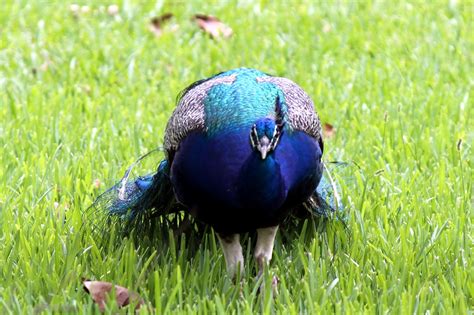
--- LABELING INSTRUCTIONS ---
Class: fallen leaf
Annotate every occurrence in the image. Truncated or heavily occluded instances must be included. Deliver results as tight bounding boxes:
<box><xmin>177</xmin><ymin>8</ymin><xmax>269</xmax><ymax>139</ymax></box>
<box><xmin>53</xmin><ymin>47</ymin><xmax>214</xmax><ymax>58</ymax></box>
<box><xmin>149</xmin><ymin>13</ymin><xmax>174</xmax><ymax>37</ymax></box>
<box><xmin>83</xmin><ymin>280</ymin><xmax>144</xmax><ymax>312</ymax></box>
<box><xmin>194</xmin><ymin>14</ymin><xmax>233</xmax><ymax>39</ymax></box>
<box><xmin>323</xmin><ymin>123</ymin><xmax>336</xmax><ymax>139</ymax></box>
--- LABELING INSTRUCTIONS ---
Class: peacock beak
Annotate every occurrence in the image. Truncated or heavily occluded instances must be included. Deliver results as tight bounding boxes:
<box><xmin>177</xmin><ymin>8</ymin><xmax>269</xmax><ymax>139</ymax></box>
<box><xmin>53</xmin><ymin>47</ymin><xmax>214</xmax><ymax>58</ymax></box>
<box><xmin>257</xmin><ymin>136</ymin><xmax>271</xmax><ymax>160</ymax></box>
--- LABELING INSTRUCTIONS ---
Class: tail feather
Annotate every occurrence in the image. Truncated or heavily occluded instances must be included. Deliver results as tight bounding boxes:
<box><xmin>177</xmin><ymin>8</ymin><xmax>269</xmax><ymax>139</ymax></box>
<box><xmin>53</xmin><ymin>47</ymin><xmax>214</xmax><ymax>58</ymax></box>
<box><xmin>104</xmin><ymin>159</ymin><xmax>177</xmax><ymax>219</ymax></box>
<box><xmin>88</xmin><ymin>152</ymin><xmax>181</xmax><ymax>237</ymax></box>
<box><xmin>293</xmin><ymin>161</ymin><xmax>348</xmax><ymax>221</ymax></box>
<box><xmin>87</xmin><ymin>152</ymin><xmax>348</xmax><ymax>241</ymax></box>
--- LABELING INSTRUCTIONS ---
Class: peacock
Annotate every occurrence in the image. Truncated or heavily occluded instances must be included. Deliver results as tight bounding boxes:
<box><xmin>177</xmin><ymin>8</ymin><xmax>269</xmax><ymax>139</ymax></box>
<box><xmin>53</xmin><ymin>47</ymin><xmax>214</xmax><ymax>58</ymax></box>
<box><xmin>91</xmin><ymin>68</ymin><xmax>344</xmax><ymax>279</ymax></box>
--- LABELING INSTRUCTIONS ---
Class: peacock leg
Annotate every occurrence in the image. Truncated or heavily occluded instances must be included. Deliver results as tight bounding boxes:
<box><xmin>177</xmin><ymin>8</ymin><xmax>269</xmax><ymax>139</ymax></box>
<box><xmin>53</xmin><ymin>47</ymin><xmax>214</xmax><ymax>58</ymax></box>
<box><xmin>217</xmin><ymin>233</ymin><xmax>244</xmax><ymax>279</ymax></box>
<box><xmin>254</xmin><ymin>226</ymin><xmax>279</xmax><ymax>278</ymax></box>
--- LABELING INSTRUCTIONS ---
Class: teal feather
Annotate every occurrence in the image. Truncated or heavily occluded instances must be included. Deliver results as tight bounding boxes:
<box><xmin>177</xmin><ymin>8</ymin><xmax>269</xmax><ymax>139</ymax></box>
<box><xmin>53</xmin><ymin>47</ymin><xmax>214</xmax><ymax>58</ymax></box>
<box><xmin>204</xmin><ymin>70</ymin><xmax>285</xmax><ymax>134</ymax></box>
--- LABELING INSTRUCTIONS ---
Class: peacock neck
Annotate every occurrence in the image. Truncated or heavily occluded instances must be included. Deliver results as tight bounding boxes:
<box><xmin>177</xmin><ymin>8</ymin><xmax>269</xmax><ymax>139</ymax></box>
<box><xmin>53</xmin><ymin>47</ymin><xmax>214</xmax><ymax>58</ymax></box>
<box><xmin>237</xmin><ymin>152</ymin><xmax>287</xmax><ymax>211</ymax></box>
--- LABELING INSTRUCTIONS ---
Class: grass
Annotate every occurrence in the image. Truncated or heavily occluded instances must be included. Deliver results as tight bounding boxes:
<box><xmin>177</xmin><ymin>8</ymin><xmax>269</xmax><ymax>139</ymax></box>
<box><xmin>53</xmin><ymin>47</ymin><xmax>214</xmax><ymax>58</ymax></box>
<box><xmin>0</xmin><ymin>0</ymin><xmax>473</xmax><ymax>313</ymax></box>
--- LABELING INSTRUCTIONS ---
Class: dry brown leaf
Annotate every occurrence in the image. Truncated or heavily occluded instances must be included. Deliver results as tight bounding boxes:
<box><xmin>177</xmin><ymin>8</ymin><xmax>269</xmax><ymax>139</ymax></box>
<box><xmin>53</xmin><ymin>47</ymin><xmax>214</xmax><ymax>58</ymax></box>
<box><xmin>323</xmin><ymin>123</ymin><xmax>336</xmax><ymax>139</ymax></box>
<box><xmin>149</xmin><ymin>13</ymin><xmax>174</xmax><ymax>37</ymax></box>
<box><xmin>83</xmin><ymin>280</ymin><xmax>144</xmax><ymax>312</ymax></box>
<box><xmin>194</xmin><ymin>14</ymin><xmax>233</xmax><ymax>39</ymax></box>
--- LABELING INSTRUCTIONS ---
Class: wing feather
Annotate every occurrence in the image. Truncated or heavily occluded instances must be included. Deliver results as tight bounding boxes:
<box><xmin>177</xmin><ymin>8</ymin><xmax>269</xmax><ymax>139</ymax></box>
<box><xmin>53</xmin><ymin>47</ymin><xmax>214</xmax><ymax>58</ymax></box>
<box><xmin>256</xmin><ymin>76</ymin><xmax>322</xmax><ymax>143</ymax></box>
<box><xmin>164</xmin><ymin>74</ymin><xmax>237</xmax><ymax>154</ymax></box>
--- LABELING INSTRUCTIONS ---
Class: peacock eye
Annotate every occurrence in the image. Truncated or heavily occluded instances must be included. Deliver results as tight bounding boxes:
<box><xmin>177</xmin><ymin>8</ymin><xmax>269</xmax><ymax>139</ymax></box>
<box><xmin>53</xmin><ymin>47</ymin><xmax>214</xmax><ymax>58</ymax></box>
<box><xmin>272</xmin><ymin>126</ymin><xmax>278</xmax><ymax>138</ymax></box>
<box><xmin>250</xmin><ymin>125</ymin><xmax>259</xmax><ymax>147</ymax></box>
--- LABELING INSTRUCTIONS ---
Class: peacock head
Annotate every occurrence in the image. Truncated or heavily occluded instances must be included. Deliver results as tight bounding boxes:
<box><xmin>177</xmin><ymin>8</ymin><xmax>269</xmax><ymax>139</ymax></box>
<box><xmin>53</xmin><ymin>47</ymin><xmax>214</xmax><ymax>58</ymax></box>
<box><xmin>250</xmin><ymin>96</ymin><xmax>285</xmax><ymax>160</ymax></box>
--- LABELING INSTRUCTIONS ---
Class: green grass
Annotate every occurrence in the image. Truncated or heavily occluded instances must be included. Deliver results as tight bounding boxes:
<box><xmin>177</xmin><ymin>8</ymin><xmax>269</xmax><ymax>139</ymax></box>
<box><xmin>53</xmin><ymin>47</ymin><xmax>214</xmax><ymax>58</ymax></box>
<box><xmin>1</xmin><ymin>0</ymin><xmax>473</xmax><ymax>313</ymax></box>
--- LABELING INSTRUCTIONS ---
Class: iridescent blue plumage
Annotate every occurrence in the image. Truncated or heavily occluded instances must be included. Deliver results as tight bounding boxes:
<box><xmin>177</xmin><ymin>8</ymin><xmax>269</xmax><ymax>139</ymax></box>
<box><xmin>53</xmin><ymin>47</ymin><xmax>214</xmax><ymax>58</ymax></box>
<box><xmin>254</xmin><ymin>119</ymin><xmax>277</xmax><ymax>139</ymax></box>
<box><xmin>91</xmin><ymin>68</ymin><xmax>345</xmax><ymax>277</ymax></box>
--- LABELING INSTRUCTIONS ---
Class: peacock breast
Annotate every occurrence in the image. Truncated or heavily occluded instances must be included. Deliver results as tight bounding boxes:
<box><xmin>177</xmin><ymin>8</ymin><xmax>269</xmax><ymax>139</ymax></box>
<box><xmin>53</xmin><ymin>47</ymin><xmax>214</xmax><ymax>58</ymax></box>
<box><xmin>169</xmin><ymin>127</ymin><xmax>322</xmax><ymax>232</ymax></box>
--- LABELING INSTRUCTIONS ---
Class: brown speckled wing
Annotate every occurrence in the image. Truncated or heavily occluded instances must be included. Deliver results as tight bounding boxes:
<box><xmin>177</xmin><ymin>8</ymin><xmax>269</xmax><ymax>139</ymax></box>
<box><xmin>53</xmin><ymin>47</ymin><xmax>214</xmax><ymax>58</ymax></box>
<box><xmin>256</xmin><ymin>76</ymin><xmax>322</xmax><ymax>142</ymax></box>
<box><xmin>164</xmin><ymin>74</ymin><xmax>237</xmax><ymax>153</ymax></box>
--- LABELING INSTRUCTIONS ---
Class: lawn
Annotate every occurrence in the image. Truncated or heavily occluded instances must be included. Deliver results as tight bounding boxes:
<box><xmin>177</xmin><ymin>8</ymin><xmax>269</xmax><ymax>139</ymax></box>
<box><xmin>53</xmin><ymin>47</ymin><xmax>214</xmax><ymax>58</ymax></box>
<box><xmin>0</xmin><ymin>0</ymin><xmax>472</xmax><ymax>313</ymax></box>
